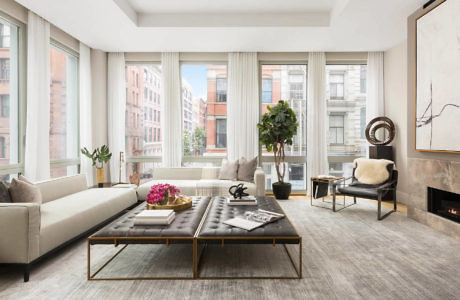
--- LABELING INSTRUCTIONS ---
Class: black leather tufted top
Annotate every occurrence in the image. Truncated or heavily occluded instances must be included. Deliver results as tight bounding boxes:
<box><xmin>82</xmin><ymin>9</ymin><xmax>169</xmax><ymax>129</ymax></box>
<box><xmin>92</xmin><ymin>196</ymin><xmax>211</xmax><ymax>239</ymax></box>
<box><xmin>198</xmin><ymin>196</ymin><xmax>299</xmax><ymax>238</ymax></box>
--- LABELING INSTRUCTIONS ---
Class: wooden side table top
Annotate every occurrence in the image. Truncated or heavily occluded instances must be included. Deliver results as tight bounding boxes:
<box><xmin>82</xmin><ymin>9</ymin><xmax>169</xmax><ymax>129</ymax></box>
<box><xmin>310</xmin><ymin>176</ymin><xmax>343</xmax><ymax>183</ymax></box>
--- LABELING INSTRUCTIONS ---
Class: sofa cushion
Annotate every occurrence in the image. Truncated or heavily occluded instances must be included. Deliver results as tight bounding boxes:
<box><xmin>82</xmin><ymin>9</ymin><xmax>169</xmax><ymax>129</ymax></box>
<box><xmin>34</xmin><ymin>174</ymin><xmax>88</xmax><ymax>204</ymax></box>
<box><xmin>9</xmin><ymin>179</ymin><xmax>42</xmax><ymax>205</ymax></box>
<box><xmin>237</xmin><ymin>157</ymin><xmax>258</xmax><ymax>183</ymax></box>
<box><xmin>0</xmin><ymin>182</ymin><xmax>11</xmax><ymax>203</ymax></box>
<box><xmin>39</xmin><ymin>188</ymin><xmax>137</xmax><ymax>255</ymax></box>
<box><xmin>218</xmin><ymin>159</ymin><xmax>239</xmax><ymax>180</ymax></box>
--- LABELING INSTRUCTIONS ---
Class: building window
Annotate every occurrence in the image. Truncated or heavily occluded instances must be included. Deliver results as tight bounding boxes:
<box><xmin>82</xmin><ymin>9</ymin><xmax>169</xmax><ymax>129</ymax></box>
<box><xmin>261</xmin><ymin>78</ymin><xmax>272</xmax><ymax>103</ymax></box>
<box><xmin>360</xmin><ymin>65</ymin><xmax>367</xmax><ymax>93</ymax></box>
<box><xmin>329</xmin><ymin>115</ymin><xmax>344</xmax><ymax>144</ymax></box>
<box><xmin>288</xmin><ymin>74</ymin><xmax>304</xmax><ymax>100</ymax></box>
<box><xmin>0</xmin><ymin>58</ymin><xmax>9</xmax><ymax>80</ymax></box>
<box><xmin>216</xmin><ymin>119</ymin><xmax>227</xmax><ymax>148</ymax></box>
<box><xmin>49</xmin><ymin>45</ymin><xmax>79</xmax><ymax>178</ymax></box>
<box><xmin>144</xmin><ymin>88</ymin><xmax>148</xmax><ymax>99</ymax></box>
<box><xmin>288</xmin><ymin>163</ymin><xmax>304</xmax><ymax>181</ymax></box>
<box><xmin>0</xmin><ymin>136</ymin><xmax>5</xmax><ymax>158</ymax></box>
<box><xmin>1</xmin><ymin>95</ymin><xmax>9</xmax><ymax>117</ymax></box>
<box><xmin>216</xmin><ymin>77</ymin><xmax>227</xmax><ymax>102</ymax></box>
<box><xmin>330</xmin><ymin>73</ymin><xmax>344</xmax><ymax>100</ymax></box>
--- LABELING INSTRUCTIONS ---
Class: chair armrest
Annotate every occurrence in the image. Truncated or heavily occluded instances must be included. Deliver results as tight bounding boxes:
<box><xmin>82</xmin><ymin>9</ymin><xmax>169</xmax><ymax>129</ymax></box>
<box><xmin>254</xmin><ymin>167</ymin><xmax>266</xmax><ymax>197</ymax></box>
<box><xmin>376</xmin><ymin>179</ymin><xmax>398</xmax><ymax>192</ymax></box>
<box><xmin>0</xmin><ymin>203</ymin><xmax>40</xmax><ymax>263</ymax></box>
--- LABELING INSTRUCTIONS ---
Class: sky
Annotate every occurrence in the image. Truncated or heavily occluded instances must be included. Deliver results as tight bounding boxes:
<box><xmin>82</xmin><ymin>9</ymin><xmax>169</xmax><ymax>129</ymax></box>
<box><xmin>181</xmin><ymin>65</ymin><xmax>207</xmax><ymax>101</ymax></box>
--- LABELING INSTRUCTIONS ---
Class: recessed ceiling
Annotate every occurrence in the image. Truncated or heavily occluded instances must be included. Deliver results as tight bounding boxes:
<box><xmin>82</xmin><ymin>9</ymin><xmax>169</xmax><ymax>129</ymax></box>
<box><xmin>15</xmin><ymin>0</ymin><xmax>425</xmax><ymax>52</ymax></box>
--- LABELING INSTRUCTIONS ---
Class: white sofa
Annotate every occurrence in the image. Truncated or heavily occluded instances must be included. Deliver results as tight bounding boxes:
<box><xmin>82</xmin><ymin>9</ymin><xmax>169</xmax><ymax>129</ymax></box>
<box><xmin>0</xmin><ymin>174</ymin><xmax>137</xmax><ymax>281</ymax></box>
<box><xmin>137</xmin><ymin>167</ymin><xmax>266</xmax><ymax>200</ymax></box>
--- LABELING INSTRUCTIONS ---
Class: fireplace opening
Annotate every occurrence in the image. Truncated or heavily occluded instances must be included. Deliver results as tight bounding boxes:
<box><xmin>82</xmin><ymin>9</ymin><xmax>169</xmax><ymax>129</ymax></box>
<box><xmin>427</xmin><ymin>187</ymin><xmax>460</xmax><ymax>223</ymax></box>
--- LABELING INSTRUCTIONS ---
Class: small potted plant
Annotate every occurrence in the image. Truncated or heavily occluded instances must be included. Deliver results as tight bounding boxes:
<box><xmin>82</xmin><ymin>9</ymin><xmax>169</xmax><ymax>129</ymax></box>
<box><xmin>81</xmin><ymin>145</ymin><xmax>112</xmax><ymax>187</ymax></box>
<box><xmin>146</xmin><ymin>184</ymin><xmax>181</xmax><ymax>208</ymax></box>
<box><xmin>257</xmin><ymin>101</ymin><xmax>298</xmax><ymax>199</ymax></box>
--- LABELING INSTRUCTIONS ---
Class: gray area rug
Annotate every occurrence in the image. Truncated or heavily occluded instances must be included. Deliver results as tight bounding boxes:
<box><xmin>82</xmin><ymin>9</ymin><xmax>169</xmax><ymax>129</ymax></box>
<box><xmin>1</xmin><ymin>199</ymin><xmax>460</xmax><ymax>300</ymax></box>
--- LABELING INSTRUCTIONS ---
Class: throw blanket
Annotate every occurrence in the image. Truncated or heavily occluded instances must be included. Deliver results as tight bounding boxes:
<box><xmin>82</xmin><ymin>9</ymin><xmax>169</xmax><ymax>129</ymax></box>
<box><xmin>354</xmin><ymin>158</ymin><xmax>394</xmax><ymax>185</ymax></box>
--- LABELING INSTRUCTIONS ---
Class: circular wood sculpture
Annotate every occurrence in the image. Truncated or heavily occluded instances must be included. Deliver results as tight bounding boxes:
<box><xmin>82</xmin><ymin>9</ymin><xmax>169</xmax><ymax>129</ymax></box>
<box><xmin>365</xmin><ymin>116</ymin><xmax>395</xmax><ymax>146</ymax></box>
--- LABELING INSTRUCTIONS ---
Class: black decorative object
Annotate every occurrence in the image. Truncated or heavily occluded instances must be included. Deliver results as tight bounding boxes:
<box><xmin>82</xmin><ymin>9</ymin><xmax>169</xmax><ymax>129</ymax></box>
<box><xmin>365</xmin><ymin>116</ymin><xmax>395</xmax><ymax>146</ymax></box>
<box><xmin>229</xmin><ymin>183</ymin><xmax>249</xmax><ymax>199</ymax></box>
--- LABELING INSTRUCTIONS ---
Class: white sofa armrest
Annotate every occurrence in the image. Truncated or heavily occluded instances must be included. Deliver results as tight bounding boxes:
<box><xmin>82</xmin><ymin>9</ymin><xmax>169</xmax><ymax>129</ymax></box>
<box><xmin>254</xmin><ymin>167</ymin><xmax>266</xmax><ymax>197</ymax></box>
<box><xmin>0</xmin><ymin>203</ymin><xmax>40</xmax><ymax>263</ymax></box>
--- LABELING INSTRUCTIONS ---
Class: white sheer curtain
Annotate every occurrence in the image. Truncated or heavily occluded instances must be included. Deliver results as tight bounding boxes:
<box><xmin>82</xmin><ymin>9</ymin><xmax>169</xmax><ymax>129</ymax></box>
<box><xmin>24</xmin><ymin>12</ymin><xmax>50</xmax><ymax>181</ymax></box>
<box><xmin>307</xmin><ymin>52</ymin><xmax>329</xmax><ymax>194</ymax></box>
<box><xmin>161</xmin><ymin>52</ymin><xmax>182</xmax><ymax>167</ymax></box>
<box><xmin>79</xmin><ymin>43</ymin><xmax>93</xmax><ymax>186</ymax></box>
<box><xmin>227</xmin><ymin>52</ymin><xmax>259</xmax><ymax>161</ymax></box>
<box><xmin>107</xmin><ymin>53</ymin><xmax>126</xmax><ymax>183</ymax></box>
<box><xmin>366</xmin><ymin>52</ymin><xmax>385</xmax><ymax>122</ymax></box>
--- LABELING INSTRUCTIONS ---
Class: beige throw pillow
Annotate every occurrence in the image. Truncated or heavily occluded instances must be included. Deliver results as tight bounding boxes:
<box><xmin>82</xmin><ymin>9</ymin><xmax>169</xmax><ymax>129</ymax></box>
<box><xmin>9</xmin><ymin>178</ymin><xmax>42</xmax><ymax>205</ymax></box>
<box><xmin>218</xmin><ymin>159</ymin><xmax>239</xmax><ymax>180</ymax></box>
<box><xmin>237</xmin><ymin>157</ymin><xmax>258</xmax><ymax>183</ymax></box>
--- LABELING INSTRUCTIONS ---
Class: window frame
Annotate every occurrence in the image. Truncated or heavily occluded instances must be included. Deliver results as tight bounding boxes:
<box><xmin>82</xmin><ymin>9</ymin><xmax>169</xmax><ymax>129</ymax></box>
<box><xmin>49</xmin><ymin>39</ymin><xmax>81</xmax><ymax>175</ymax></box>
<box><xmin>329</xmin><ymin>114</ymin><xmax>345</xmax><ymax>145</ymax></box>
<box><xmin>0</xmin><ymin>11</ymin><xmax>26</xmax><ymax>177</ymax></box>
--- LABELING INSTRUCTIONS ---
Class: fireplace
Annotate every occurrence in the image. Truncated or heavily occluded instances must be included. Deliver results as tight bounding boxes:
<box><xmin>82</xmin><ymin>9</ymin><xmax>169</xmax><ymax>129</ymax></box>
<box><xmin>427</xmin><ymin>187</ymin><xmax>460</xmax><ymax>223</ymax></box>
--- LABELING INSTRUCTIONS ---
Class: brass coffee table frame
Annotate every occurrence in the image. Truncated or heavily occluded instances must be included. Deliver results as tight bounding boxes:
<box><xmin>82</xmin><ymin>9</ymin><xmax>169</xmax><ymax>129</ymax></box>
<box><xmin>87</xmin><ymin>197</ymin><xmax>302</xmax><ymax>281</ymax></box>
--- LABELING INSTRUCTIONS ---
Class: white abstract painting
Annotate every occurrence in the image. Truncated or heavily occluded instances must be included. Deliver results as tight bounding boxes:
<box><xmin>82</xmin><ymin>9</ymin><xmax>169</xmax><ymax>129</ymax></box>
<box><xmin>416</xmin><ymin>0</ymin><xmax>460</xmax><ymax>152</ymax></box>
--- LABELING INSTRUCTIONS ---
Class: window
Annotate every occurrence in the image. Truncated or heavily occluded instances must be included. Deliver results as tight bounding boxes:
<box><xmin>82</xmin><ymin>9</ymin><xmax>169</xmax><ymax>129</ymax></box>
<box><xmin>49</xmin><ymin>45</ymin><xmax>79</xmax><ymax>178</ymax></box>
<box><xmin>360</xmin><ymin>65</ymin><xmax>367</xmax><ymax>93</ymax></box>
<box><xmin>329</xmin><ymin>73</ymin><xmax>344</xmax><ymax>100</ymax></box>
<box><xmin>181</xmin><ymin>64</ymin><xmax>227</xmax><ymax>165</ymax></box>
<box><xmin>260</xmin><ymin>65</ymin><xmax>307</xmax><ymax>191</ymax></box>
<box><xmin>326</xmin><ymin>65</ymin><xmax>367</xmax><ymax>178</ymax></box>
<box><xmin>1</xmin><ymin>95</ymin><xmax>9</xmax><ymax>117</ymax></box>
<box><xmin>216</xmin><ymin>119</ymin><xmax>226</xmax><ymax>148</ymax></box>
<box><xmin>216</xmin><ymin>77</ymin><xmax>227</xmax><ymax>102</ymax></box>
<box><xmin>124</xmin><ymin>64</ymin><xmax>162</xmax><ymax>183</ymax></box>
<box><xmin>0</xmin><ymin>58</ymin><xmax>9</xmax><ymax>80</ymax></box>
<box><xmin>261</xmin><ymin>78</ymin><xmax>272</xmax><ymax>103</ymax></box>
<box><xmin>0</xmin><ymin>137</ymin><xmax>5</xmax><ymax>158</ymax></box>
<box><xmin>329</xmin><ymin>115</ymin><xmax>344</xmax><ymax>144</ymax></box>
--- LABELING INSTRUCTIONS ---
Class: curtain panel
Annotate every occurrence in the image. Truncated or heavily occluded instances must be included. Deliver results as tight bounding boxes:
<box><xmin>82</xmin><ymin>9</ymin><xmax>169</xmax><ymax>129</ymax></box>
<box><xmin>161</xmin><ymin>52</ymin><xmax>182</xmax><ymax>167</ymax></box>
<box><xmin>107</xmin><ymin>52</ymin><xmax>126</xmax><ymax>183</ymax></box>
<box><xmin>24</xmin><ymin>12</ymin><xmax>51</xmax><ymax>181</ymax></box>
<box><xmin>79</xmin><ymin>43</ymin><xmax>93</xmax><ymax>185</ymax></box>
<box><xmin>227</xmin><ymin>52</ymin><xmax>259</xmax><ymax>161</ymax></box>
<box><xmin>366</xmin><ymin>52</ymin><xmax>385</xmax><ymax>122</ymax></box>
<box><xmin>306</xmin><ymin>52</ymin><xmax>329</xmax><ymax>194</ymax></box>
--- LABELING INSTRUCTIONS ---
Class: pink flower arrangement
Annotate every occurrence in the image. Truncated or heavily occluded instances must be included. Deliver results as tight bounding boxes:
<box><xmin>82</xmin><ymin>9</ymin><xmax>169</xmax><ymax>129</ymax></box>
<box><xmin>146</xmin><ymin>183</ymin><xmax>181</xmax><ymax>205</ymax></box>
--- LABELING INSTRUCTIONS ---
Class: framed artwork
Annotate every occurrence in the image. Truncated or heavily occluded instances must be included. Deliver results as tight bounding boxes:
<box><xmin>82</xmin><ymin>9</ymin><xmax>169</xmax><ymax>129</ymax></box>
<box><xmin>416</xmin><ymin>0</ymin><xmax>460</xmax><ymax>153</ymax></box>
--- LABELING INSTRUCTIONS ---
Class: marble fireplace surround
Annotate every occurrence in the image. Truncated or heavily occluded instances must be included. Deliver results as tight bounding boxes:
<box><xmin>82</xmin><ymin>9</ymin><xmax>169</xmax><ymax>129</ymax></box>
<box><xmin>407</xmin><ymin>158</ymin><xmax>460</xmax><ymax>240</ymax></box>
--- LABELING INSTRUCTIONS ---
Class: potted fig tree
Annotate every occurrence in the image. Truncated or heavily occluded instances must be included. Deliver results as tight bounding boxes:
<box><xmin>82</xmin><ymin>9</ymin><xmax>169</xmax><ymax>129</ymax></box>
<box><xmin>257</xmin><ymin>101</ymin><xmax>298</xmax><ymax>199</ymax></box>
<box><xmin>81</xmin><ymin>145</ymin><xmax>112</xmax><ymax>187</ymax></box>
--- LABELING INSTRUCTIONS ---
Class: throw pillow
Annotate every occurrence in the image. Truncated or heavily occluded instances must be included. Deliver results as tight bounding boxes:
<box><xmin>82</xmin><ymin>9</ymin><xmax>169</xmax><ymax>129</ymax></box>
<box><xmin>9</xmin><ymin>178</ymin><xmax>42</xmax><ymax>205</ymax></box>
<box><xmin>218</xmin><ymin>159</ymin><xmax>239</xmax><ymax>180</ymax></box>
<box><xmin>19</xmin><ymin>174</ymin><xmax>33</xmax><ymax>184</ymax></box>
<box><xmin>0</xmin><ymin>181</ymin><xmax>11</xmax><ymax>203</ymax></box>
<box><xmin>237</xmin><ymin>157</ymin><xmax>258</xmax><ymax>183</ymax></box>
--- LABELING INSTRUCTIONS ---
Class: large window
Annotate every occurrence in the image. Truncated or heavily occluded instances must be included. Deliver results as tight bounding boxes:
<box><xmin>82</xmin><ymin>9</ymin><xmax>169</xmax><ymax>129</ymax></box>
<box><xmin>326</xmin><ymin>65</ymin><xmax>367</xmax><ymax>178</ymax></box>
<box><xmin>0</xmin><ymin>16</ymin><xmax>20</xmax><ymax>181</ymax></box>
<box><xmin>260</xmin><ymin>64</ymin><xmax>307</xmax><ymax>191</ymax></box>
<box><xmin>49</xmin><ymin>45</ymin><xmax>79</xmax><ymax>178</ymax></box>
<box><xmin>181</xmin><ymin>64</ymin><xmax>227</xmax><ymax>166</ymax></box>
<box><xmin>125</xmin><ymin>64</ymin><xmax>162</xmax><ymax>183</ymax></box>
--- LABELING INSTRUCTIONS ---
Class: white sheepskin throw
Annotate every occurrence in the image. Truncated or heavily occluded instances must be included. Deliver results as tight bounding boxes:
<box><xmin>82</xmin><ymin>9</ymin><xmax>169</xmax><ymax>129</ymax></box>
<box><xmin>354</xmin><ymin>158</ymin><xmax>394</xmax><ymax>185</ymax></box>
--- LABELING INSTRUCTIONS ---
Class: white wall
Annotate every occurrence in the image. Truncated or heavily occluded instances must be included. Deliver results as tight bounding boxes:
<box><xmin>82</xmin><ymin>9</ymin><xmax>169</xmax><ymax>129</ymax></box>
<box><xmin>384</xmin><ymin>40</ymin><xmax>408</xmax><ymax>204</ymax></box>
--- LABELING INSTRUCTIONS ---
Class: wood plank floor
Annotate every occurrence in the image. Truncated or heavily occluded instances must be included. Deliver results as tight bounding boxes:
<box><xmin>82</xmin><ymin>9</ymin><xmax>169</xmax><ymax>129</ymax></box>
<box><xmin>0</xmin><ymin>199</ymin><xmax>458</xmax><ymax>300</ymax></box>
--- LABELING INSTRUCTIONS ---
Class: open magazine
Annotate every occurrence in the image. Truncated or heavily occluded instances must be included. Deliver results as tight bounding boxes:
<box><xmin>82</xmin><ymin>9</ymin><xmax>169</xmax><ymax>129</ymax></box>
<box><xmin>224</xmin><ymin>209</ymin><xmax>285</xmax><ymax>231</ymax></box>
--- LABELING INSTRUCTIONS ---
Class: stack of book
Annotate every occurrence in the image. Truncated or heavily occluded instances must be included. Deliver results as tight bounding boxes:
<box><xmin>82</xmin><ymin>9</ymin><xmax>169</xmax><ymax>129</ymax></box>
<box><xmin>133</xmin><ymin>209</ymin><xmax>175</xmax><ymax>225</ymax></box>
<box><xmin>226</xmin><ymin>195</ymin><xmax>257</xmax><ymax>206</ymax></box>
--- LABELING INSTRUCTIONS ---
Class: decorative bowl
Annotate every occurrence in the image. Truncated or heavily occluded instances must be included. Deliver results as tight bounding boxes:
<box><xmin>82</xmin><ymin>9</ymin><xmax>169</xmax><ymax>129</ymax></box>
<box><xmin>147</xmin><ymin>196</ymin><xmax>192</xmax><ymax>212</ymax></box>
